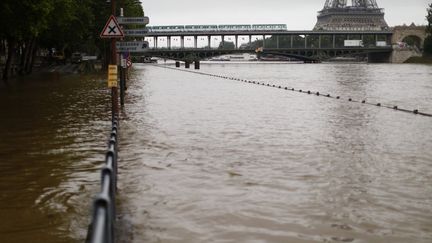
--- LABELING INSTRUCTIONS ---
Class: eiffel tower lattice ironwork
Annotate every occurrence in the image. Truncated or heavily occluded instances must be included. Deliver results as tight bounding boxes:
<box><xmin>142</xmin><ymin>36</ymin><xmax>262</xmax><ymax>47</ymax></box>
<box><xmin>323</xmin><ymin>0</ymin><xmax>379</xmax><ymax>9</ymax></box>
<box><xmin>315</xmin><ymin>0</ymin><xmax>389</xmax><ymax>31</ymax></box>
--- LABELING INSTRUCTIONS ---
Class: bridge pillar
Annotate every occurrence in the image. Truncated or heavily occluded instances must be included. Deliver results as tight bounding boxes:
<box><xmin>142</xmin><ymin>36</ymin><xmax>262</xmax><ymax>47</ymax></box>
<box><xmin>290</xmin><ymin>35</ymin><xmax>294</xmax><ymax>48</ymax></box>
<box><xmin>235</xmin><ymin>35</ymin><xmax>238</xmax><ymax>49</ymax></box>
<box><xmin>167</xmin><ymin>36</ymin><xmax>171</xmax><ymax>50</ymax></box>
<box><xmin>185</xmin><ymin>62</ymin><xmax>190</xmax><ymax>69</ymax></box>
<box><xmin>194</xmin><ymin>61</ymin><xmax>200</xmax><ymax>70</ymax></box>
<box><xmin>276</xmin><ymin>35</ymin><xmax>280</xmax><ymax>49</ymax></box>
<box><xmin>222</xmin><ymin>36</ymin><xmax>225</xmax><ymax>48</ymax></box>
<box><xmin>263</xmin><ymin>35</ymin><xmax>266</xmax><ymax>48</ymax></box>
<box><xmin>332</xmin><ymin>35</ymin><xmax>336</xmax><ymax>48</ymax></box>
<box><xmin>154</xmin><ymin>37</ymin><xmax>158</xmax><ymax>49</ymax></box>
<box><xmin>181</xmin><ymin>36</ymin><xmax>184</xmax><ymax>49</ymax></box>
<box><xmin>208</xmin><ymin>36</ymin><xmax>211</xmax><ymax>49</ymax></box>
<box><xmin>175</xmin><ymin>61</ymin><xmax>180</xmax><ymax>68</ymax></box>
<box><xmin>249</xmin><ymin>35</ymin><xmax>252</xmax><ymax>46</ymax></box>
<box><xmin>194</xmin><ymin>36</ymin><xmax>198</xmax><ymax>49</ymax></box>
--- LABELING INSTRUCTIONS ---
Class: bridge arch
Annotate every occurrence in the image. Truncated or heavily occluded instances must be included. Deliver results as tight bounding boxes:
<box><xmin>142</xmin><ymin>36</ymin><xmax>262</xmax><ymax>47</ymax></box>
<box><xmin>401</xmin><ymin>35</ymin><xmax>423</xmax><ymax>49</ymax></box>
<box><xmin>392</xmin><ymin>25</ymin><xmax>427</xmax><ymax>48</ymax></box>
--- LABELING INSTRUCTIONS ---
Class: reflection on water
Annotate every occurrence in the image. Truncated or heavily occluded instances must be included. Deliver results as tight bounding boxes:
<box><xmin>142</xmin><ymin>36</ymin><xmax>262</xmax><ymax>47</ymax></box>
<box><xmin>118</xmin><ymin>63</ymin><xmax>432</xmax><ymax>243</ymax></box>
<box><xmin>0</xmin><ymin>63</ymin><xmax>431</xmax><ymax>243</ymax></box>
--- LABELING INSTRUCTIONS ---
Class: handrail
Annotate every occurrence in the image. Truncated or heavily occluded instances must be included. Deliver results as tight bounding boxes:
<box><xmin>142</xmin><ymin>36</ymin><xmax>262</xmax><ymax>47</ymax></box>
<box><xmin>86</xmin><ymin>118</ymin><xmax>119</xmax><ymax>243</ymax></box>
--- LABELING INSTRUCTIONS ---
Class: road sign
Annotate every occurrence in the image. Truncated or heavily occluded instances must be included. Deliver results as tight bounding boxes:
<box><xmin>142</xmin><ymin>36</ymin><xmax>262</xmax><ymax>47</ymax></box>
<box><xmin>117</xmin><ymin>16</ymin><xmax>149</xmax><ymax>25</ymax></box>
<box><xmin>100</xmin><ymin>15</ymin><xmax>124</xmax><ymax>38</ymax></box>
<box><xmin>126</xmin><ymin>58</ymin><xmax>132</xmax><ymax>68</ymax></box>
<box><xmin>116</xmin><ymin>41</ymin><xmax>149</xmax><ymax>52</ymax></box>
<box><xmin>108</xmin><ymin>65</ymin><xmax>118</xmax><ymax>87</ymax></box>
<box><xmin>123</xmin><ymin>29</ymin><xmax>149</xmax><ymax>37</ymax></box>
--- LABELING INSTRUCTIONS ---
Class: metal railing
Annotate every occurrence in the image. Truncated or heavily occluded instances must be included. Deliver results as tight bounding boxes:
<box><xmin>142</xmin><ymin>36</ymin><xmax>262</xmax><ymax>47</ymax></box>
<box><xmin>86</xmin><ymin>117</ymin><xmax>119</xmax><ymax>243</ymax></box>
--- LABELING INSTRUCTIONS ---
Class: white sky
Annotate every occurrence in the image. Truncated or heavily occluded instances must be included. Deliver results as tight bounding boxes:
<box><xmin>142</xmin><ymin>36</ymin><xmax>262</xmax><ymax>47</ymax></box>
<box><xmin>140</xmin><ymin>0</ymin><xmax>430</xmax><ymax>29</ymax></box>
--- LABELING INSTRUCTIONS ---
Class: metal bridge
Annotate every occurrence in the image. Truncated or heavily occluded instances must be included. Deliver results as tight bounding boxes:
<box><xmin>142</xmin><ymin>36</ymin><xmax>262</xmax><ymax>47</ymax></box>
<box><xmin>138</xmin><ymin>29</ymin><xmax>393</xmax><ymax>62</ymax></box>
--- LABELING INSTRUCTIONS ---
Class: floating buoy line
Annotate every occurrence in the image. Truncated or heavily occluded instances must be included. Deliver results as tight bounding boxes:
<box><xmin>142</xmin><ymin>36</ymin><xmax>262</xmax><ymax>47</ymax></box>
<box><xmin>151</xmin><ymin>64</ymin><xmax>432</xmax><ymax>118</ymax></box>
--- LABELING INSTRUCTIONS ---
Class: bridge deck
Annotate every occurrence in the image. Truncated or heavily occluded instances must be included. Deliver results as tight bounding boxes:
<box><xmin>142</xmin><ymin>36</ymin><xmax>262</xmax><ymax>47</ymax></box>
<box><xmin>144</xmin><ymin>30</ymin><xmax>393</xmax><ymax>37</ymax></box>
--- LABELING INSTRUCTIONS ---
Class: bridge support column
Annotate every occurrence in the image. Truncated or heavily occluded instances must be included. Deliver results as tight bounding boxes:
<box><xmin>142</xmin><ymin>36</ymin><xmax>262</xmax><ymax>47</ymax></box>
<box><xmin>249</xmin><ymin>35</ymin><xmax>252</xmax><ymax>46</ymax></box>
<box><xmin>194</xmin><ymin>61</ymin><xmax>200</xmax><ymax>70</ymax></box>
<box><xmin>290</xmin><ymin>35</ymin><xmax>293</xmax><ymax>48</ymax></box>
<box><xmin>276</xmin><ymin>35</ymin><xmax>279</xmax><ymax>49</ymax></box>
<box><xmin>332</xmin><ymin>35</ymin><xmax>336</xmax><ymax>48</ymax></box>
<box><xmin>263</xmin><ymin>35</ymin><xmax>266</xmax><ymax>48</ymax></box>
<box><xmin>175</xmin><ymin>61</ymin><xmax>180</xmax><ymax>68</ymax></box>
<box><xmin>235</xmin><ymin>35</ymin><xmax>238</xmax><ymax>49</ymax></box>
<box><xmin>185</xmin><ymin>62</ymin><xmax>190</xmax><ymax>69</ymax></box>
<box><xmin>194</xmin><ymin>36</ymin><xmax>198</xmax><ymax>49</ymax></box>
<box><xmin>208</xmin><ymin>36</ymin><xmax>211</xmax><ymax>49</ymax></box>
<box><xmin>167</xmin><ymin>36</ymin><xmax>171</xmax><ymax>50</ymax></box>
<box><xmin>154</xmin><ymin>37</ymin><xmax>158</xmax><ymax>49</ymax></box>
<box><xmin>181</xmin><ymin>36</ymin><xmax>184</xmax><ymax>49</ymax></box>
<box><xmin>222</xmin><ymin>36</ymin><xmax>225</xmax><ymax>48</ymax></box>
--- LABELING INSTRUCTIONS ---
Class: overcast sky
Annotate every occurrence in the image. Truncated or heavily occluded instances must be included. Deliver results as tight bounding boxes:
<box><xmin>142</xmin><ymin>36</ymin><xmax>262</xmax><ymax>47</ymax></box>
<box><xmin>141</xmin><ymin>0</ymin><xmax>430</xmax><ymax>29</ymax></box>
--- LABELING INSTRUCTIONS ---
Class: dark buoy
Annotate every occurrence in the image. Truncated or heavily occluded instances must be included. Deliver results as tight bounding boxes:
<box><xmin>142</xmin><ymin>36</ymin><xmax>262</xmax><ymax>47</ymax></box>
<box><xmin>316</xmin><ymin>92</ymin><xmax>320</xmax><ymax>96</ymax></box>
<box><xmin>393</xmin><ymin>106</ymin><xmax>398</xmax><ymax>110</ymax></box>
<box><xmin>348</xmin><ymin>98</ymin><xmax>352</xmax><ymax>101</ymax></box>
<box><xmin>377</xmin><ymin>103</ymin><xmax>381</xmax><ymax>106</ymax></box>
<box><xmin>414</xmin><ymin>109</ymin><xmax>419</xmax><ymax>114</ymax></box>
<box><xmin>362</xmin><ymin>100</ymin><xmax>366</xmax><ymax>103</ymax></box>
<box><xmin>336</xmin><ymin>96</ymin><xmax>340</xmax><ymax>99</ymax></box>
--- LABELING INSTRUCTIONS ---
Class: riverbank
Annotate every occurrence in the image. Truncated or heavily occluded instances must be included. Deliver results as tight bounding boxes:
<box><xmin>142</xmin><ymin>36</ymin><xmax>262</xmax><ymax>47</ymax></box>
<box><xmin>405</xmin><ymin>56</ymin><xmax>432</xmax><ymax>64</ymax></box>
<box><xmin>1</xmin><ymin>61</ymin><xmax>102</xmax><ymax>85</ymax></box>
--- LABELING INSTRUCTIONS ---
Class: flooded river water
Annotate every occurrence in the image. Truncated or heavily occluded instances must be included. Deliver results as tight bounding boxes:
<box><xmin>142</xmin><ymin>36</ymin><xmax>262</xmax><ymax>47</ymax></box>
<box><xmin>0</xmin><ymin>63</ymin><xmax>431</xmax><ymax>243</ymax></box>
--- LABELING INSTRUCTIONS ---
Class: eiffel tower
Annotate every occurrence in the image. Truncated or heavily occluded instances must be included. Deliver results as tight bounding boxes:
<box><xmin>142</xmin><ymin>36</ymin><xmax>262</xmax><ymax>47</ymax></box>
<box><xmin>314</xmin><ymin>0</ymin><xmax>389</xmax><ymax>31</ymax></box>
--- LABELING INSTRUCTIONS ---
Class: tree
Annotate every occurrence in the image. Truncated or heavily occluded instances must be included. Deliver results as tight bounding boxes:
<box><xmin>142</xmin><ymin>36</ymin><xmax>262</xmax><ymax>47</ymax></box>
<box><xmin>218</xmin><ymin>41</ymin><xmax>235</xmax><ymax>50</ymax></box>
<box><xmin>427</xmin><ymin>3</ymin><xmax>432</xmax><ymax>35</ymax></box>
<box><xmin>1</xmin><ymin>0</ymin><xmax>144</xmax><ymax>81</ymax></box>
<box><xmin>424</xmin><ymin>3</ymin><xmax>432</xmax><ymax>56</ymax></box>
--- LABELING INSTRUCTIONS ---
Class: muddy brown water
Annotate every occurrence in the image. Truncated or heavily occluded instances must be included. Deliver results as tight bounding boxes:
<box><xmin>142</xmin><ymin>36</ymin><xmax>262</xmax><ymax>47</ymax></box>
<box><xmin>0</xmin><ymin>63</ymin><xmax>431</xmax><ymax>243</ymax></box>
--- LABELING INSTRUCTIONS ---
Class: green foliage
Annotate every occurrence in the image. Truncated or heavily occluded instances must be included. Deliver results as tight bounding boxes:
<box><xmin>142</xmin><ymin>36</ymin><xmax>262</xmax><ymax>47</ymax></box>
<box><xmin>218</xmin><ymin>41</ymin><xmax>235</xmax><ymax>49</ymax></box>
<box><xmin>0</xmin><ymin>0</ymin><xmax>54</xmax><ymax>39</ymax></box>
<box><xmin>427</xmin><ymin>3</ymin><xmax>432</xmax><ymax>35</ymax></box>
<box><xmin>1</xmin><ymin>0</ymin><xmax>144</xmax><ymax>54</ymax></box>
<box><xmin>423</xmin><ymin>35</ymin><xmax>432</xmax><ymax>56</ymax></box>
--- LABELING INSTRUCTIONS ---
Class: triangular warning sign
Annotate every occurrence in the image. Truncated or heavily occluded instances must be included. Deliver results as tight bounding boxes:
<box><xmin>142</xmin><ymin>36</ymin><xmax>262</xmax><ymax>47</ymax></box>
<box><xmin>100</xmin><ymin>15</ymin><xmax>124</xmax><ymax>38</ymax></box>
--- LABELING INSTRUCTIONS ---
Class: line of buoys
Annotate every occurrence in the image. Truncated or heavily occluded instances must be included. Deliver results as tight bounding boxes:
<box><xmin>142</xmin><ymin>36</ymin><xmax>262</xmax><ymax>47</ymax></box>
<box><xmin>152</xmin><ymin>64</ymin><xmax>432</xmax><ymax>118</ymax></box>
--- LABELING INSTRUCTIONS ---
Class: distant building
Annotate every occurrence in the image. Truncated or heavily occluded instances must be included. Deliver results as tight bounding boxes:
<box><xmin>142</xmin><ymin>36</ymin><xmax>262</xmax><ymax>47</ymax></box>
<box><xmin>314</xmin><ymin>0</ymin><xmax>389</xmax><ymax>31</ymax></box>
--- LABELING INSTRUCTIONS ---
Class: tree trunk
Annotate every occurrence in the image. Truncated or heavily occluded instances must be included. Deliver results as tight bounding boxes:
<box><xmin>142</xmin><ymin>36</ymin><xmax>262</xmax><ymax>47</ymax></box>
<box><xmin>24</xmin><ymin>38</ymin><xmax>34</xmax><ymax>74</ymax></box>
<box><xmin>2</xmin><ymin>39</ymin><xmax>15</xmax><ymax>82</ymax></box>
<box><xmin>20</xmin><ymin>40</ymin><xmax>31</xmax><ymax>75</ymax></box>
<box><xmin>27</xmin><ymin>41</ymin><xmax>38</xmax><ymax>74</ymax></box>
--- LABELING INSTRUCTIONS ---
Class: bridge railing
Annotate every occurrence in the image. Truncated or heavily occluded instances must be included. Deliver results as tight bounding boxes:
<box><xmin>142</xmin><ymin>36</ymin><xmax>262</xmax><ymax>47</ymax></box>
<box><xmin>86</xmin><ymin>117</ymin><xmax>119</xmax><ymax>243</ymax></box>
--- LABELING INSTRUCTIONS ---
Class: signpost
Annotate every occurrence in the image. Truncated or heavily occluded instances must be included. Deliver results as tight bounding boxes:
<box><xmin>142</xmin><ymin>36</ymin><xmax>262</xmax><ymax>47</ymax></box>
<box><xmin>112</xmin><ymin>13</ymin><xmax>150</xmax><ymax>106</ymax></box>
<box><xmin>123</xmin><ymin>29</ymin><xmax>149</xmax><ymax>37</ymax></box>
<box><xmin>117</xmin><ymin>16</ymin><xmax>149</xmax><ymax>25</ymax></box>
<box><xmin>116</xmin><ymin>41</ymin><xmax>149</xmax><ymax>52</ymax></box>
